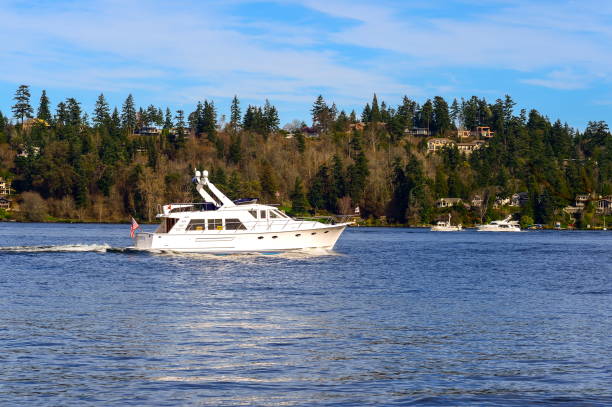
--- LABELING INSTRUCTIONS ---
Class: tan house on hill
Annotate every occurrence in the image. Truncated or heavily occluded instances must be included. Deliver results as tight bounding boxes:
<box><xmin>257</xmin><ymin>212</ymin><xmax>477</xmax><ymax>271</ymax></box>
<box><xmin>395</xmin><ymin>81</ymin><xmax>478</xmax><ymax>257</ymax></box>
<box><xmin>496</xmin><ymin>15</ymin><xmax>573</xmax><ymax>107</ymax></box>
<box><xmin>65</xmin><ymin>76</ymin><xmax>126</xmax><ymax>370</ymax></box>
<box><xmin>435</xmin><ymin>197</ymin><xmax>463</xmax><ymax>208</ymax></box>
<box><xmin>458</xmin><ymin>129</ymin><xmax>472</xmax><ymax>139</ymax></box>
<box><xmin>0</xmin><ymin>197</ymin><xmax>11</xmax><ymax>211</ymax></box>
<box><xmin>0</xmin><ymin>177</ymin><xmax>13</xmax><ymax>196</ymax></box>
<box><xmin>405</xmin><ymin>127</ymin><xmax>431</xmax><ymax>137</ymax></box>
<box><xmin>457</xmin><ymin>140</ymin><xmax>485</xmax><ymax>155</ymax></box>
<box><xmin>597</xmin><ymin>196</ymin><xmax>612</xmax><ymax>214</ymax></box>
<box><xmin>427</xmin><ymin>138</ymin><xmax>454</xmax><ymax>152</ymax></box>
<box><xmin>474</xmin><ymin>126</ymin><xmax>495</xmax><ymax>138</ymax></box>
<box><xmin>349</xmin><ymin>122</ymin><xmax>366</xmax><ymax>131</ymax></box>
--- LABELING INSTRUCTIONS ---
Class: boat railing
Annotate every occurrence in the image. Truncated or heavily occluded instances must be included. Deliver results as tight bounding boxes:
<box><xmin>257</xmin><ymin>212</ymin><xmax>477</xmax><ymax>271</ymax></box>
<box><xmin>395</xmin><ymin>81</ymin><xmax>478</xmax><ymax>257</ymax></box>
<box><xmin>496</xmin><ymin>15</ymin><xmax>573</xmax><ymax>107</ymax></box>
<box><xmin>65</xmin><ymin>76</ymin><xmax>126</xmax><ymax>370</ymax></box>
<box><xmin>181</xmin><ymin>216</ymin><xmax>354</xmax><ymax>234</ymax></box>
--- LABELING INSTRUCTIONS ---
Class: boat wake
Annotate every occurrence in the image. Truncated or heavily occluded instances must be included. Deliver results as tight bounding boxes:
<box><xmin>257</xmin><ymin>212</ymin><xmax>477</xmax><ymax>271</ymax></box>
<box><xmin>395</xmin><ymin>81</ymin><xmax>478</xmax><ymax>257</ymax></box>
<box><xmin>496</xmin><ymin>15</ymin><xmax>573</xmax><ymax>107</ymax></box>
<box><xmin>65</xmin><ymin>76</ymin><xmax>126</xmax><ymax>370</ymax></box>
<box><xmin>0</xmin><ymin>244</ymin><xmax>144</xmax><ymax>254</ymax></box>
<box><xmin>0</xmin><ymin>244</ymin><xmax>340</xmax><ymax>258</ymax></box>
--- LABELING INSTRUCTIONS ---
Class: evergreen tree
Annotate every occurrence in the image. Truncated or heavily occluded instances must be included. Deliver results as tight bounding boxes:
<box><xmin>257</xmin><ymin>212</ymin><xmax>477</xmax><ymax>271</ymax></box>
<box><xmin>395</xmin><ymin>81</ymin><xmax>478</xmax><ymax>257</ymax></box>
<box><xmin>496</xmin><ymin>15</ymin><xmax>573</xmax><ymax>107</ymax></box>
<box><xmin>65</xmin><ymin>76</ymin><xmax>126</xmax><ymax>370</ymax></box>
<box><xmin>164</xmin><ymin>107</ymin><xmax>173</xmax><ymax>129</ymax></box>
<box><xmin>202</xmin><ymin>100</ymin><xmax>217</xmax><ymax>141</ymax></box>
<box><xmin>121</xmin><ymin>94</ymin><xmax>136</xmax><ymax>133</ymax></box>
<box><xmin>230</xmin><ymin>95</ymin><xmax>241</xmax><ymax>132</ymax></box>
<box><xmin>263</xmin><ymin>99</ymin><xmax>279</xmax><ymax>135</ymax></box>
<box><xmin>370</xmin><ymin>93</ymin><xmax>381</xmax><ymax>123</ymax></box>
<box><xmin>93</xmin><ymin>93</ymin><xmax>110</xmax><ymax>126</ymax></box>
<box><xmin>55</xmin><ymin>101</ymin><xmax>68</xmax><ymax>126</ymax></box>
<box><xmin>432</xmin><ymin>96</ymin><xmax>451</xmax><ymax>135</ymax></box>
<box><xmin>418</xmin><ymin>99</ymin><xmax>433</xmax><ymax>129</ymax></box>
<box><xmin>37</xmin><ymin>90</ymin><xmax>52</xmax><ymax>123</ymax></box>
<box><xmin>12</xmin><ymin>84</ymin><xmax>33</xmax><ymax>123</ymax></box>
<box><xmin>174</xmin><ymin>110</ymin><xmax>186</xmax><ymax>148</ymax></box>
<box><xmin>66</xmin><ymin>98</ymin><xmax>82</xmax><ymax>127</ymax></box>
<box><xmin>450</xmin><ymin>98</ymin><xmax>460</xmax><ymax>127</ymax></box>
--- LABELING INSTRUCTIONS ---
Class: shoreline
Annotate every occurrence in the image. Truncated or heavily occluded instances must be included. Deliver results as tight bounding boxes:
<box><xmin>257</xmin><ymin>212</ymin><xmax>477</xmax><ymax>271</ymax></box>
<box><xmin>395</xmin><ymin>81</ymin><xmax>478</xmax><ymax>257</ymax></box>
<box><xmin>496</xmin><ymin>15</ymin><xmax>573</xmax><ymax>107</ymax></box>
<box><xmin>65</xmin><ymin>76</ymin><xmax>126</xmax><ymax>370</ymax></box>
<box><xmin>1</xmin><ymin>218</ymin><xmax>607</xmax><ymax>230</ymax></box>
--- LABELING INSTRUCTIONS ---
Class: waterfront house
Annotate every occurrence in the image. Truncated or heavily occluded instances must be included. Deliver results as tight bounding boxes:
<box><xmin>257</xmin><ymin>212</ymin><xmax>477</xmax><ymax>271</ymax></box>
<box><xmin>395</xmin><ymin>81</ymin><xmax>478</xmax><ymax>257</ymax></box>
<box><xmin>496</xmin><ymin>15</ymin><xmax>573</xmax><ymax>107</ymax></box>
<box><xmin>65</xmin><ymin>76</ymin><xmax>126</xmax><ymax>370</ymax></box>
<box><xmin>0</xmin><ymin>197</ymin><xmax>11</xmax><ymax>211</ymax></box>
<box><xmin>0</xmin><ymin>178</ymin><xmax>13</xmax><ymax>196</ymax></box>
<box><xmin>597</xmin><ymin>196</ymin><xmax>612</xmax><ymax>214</ymax></box>
<box><xmin>435</xmin><ymin>197</ymin><xmax>463</xmax><ymax>208</ymax></box>
<box><xmin>471</xmin><ymin>195</ymin><xmax>483</xmax><ymax>208</ymax></box>
<box><xmin>427</xmin><ymin>138</ymin><xmax>454</xmax><ymax>152</ymax></box>
<box><xmin>510</xmin><ymin>192</ymin><xmax>529</xmax><ymax>207</ymax></box>
<box><xmin>494</xmin><ymin>196</ymin><xmax>511</xmax><ymax>208</ymax></box>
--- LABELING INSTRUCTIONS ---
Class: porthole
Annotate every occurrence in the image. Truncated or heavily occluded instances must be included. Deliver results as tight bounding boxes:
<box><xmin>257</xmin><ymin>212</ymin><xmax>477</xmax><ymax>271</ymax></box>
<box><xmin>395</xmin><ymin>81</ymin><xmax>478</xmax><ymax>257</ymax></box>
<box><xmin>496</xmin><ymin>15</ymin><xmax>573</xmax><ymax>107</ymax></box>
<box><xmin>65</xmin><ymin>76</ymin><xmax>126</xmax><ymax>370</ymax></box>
<box><xmin>311</xmin><ymin>232</ymin><xmax>317</xmax><ymax>235</ymax></box>
<box><xmin>272</xmin><ymin>236</ymin><xmax>278</xmax><ymax>239</ymax></box>
<box><xmin>295</xmin><ymin>234</ymin><xmax>301</xmax><ymax>237</ymax></box>
<box><xmin>258</xmin><ymin>236</ymin><xmax>264</xmax><ymax>240</ymax></box>
<box><xmin>324</xmin><ymin>230</ymin><xmax>329</xmax><ymax>233</ymax></box>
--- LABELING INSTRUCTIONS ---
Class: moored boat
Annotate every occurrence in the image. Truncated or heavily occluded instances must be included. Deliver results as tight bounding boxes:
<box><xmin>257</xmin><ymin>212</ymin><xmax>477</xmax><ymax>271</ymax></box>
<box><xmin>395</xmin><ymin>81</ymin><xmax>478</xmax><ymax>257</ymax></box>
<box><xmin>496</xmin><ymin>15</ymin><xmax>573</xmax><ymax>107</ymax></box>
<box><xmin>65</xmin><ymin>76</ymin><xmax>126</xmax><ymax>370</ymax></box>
<box><xmin>133</xmin><ymin>169</ymin><xmax>351</xmax><ymax>252</ymax></box>
<box><xmin>431</xmin><ymin>214</ymin><xmax>462</xmax><ymax>232</ymax></box>
<box><xmin>477</xmin><ymin>215</ymin><xmax>521</xmax><ymax>232</ymax></box>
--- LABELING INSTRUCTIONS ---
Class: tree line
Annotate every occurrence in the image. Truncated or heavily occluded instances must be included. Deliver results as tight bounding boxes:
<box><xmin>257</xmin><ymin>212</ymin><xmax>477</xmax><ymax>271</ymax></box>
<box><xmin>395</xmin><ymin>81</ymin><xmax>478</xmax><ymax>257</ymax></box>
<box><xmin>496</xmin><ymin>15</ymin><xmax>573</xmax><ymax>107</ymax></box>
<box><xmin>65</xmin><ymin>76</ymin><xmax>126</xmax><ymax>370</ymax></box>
<box><xmin>0</xmin><ymin>85</ymin><xmax>610</xmax><ymax>227</ymax></box>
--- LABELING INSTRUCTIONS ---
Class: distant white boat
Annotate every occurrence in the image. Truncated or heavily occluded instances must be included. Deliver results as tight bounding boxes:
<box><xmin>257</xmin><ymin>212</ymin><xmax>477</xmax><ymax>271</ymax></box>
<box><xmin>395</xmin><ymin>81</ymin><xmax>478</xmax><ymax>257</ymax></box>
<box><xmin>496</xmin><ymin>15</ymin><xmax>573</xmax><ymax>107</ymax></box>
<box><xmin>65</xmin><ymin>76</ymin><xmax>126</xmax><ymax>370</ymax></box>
<box><xmin>431</xmin><ymin>214</ymin><xmax>462</xmax><ymax>232</ymax></box>
<box><xmin>134</xmin><ymin>169</ymin><xmax>351</xmax><ymax>253</ymax></box>
<box><xmin>477</xmin><ymin>215</ymin><xmax>521</xmax><ymax>232</ymax></box>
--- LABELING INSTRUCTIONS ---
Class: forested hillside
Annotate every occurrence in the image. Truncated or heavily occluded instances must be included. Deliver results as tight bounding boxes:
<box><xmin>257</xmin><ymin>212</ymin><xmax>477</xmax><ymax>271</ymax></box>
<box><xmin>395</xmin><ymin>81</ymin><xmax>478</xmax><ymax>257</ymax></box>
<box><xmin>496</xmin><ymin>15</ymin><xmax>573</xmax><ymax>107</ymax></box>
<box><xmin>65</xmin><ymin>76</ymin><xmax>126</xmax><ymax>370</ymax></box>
<box><xmin>1</xmin><ymin>85</ymin><xmax>610</xmax><ymax>227</ymax></box>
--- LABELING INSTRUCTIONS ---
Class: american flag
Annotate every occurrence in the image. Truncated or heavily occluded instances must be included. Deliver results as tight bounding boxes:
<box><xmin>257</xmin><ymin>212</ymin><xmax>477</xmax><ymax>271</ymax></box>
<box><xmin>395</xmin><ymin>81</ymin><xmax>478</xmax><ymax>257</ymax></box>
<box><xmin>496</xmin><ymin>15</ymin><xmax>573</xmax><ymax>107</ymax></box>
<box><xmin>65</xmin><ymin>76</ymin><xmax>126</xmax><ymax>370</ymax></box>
<box><xmin>130</xmin><ymin>217</ymin><xmax>140</xmax><ymax>238</ymax></box>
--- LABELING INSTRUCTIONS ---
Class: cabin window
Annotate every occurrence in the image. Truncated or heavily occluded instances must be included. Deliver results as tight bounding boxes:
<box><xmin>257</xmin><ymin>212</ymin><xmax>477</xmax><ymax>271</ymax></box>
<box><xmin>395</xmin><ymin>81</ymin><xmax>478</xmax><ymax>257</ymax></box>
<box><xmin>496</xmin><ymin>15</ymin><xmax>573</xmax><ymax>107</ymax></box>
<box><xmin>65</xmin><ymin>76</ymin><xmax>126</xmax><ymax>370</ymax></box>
<box><xmin>208</xmin><ymin>219</ymin><xmax>224</xmax><ymax>230</ymax></box>
<box><xmin>275</xmin><ymin>210</ymin><xmax>289</xmax><ymax>218</ymax></box>
<box><xmin>260</xmin><ymin>210</ymin><xmax>267</xmax><ymax>219</ymax></box>
<box><xmin>186</xmin><ymin>219</ymin><xmax>206</xmax><ymax>231</ymax></box>
<box><xmin>225</xmin><ymin>218</ymin><xmax>247</xmax><ymax>230</ymax></box>
<box><xmin>248</xmin><ymin>210</ymin><xmax>258</xmax><ymax>219</ymax></box>
<box><xmin>269</xmin><ymin>211</ymin><xmax>281</xmax><ymax>219</ymax></box>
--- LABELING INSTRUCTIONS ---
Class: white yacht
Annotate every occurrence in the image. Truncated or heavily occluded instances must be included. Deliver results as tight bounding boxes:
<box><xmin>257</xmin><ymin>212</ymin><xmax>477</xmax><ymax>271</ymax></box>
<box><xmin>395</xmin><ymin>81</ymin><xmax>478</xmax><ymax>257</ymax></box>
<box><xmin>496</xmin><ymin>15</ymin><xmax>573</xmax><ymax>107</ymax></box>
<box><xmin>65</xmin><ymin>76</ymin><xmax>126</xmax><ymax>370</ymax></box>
<box><xmin>133</xmin><ymin>169</ymin><xmax>351</xmax><ymax>253</ymax></box>
<box><xmin>431</xmin><ymin>214</ymin><xmax>462</xmax><ymax>232</ymax></box>
<box><xmin>477</xmin><ymin>215</ymin><xmax>521</xmax><ymax>232</ymax></box>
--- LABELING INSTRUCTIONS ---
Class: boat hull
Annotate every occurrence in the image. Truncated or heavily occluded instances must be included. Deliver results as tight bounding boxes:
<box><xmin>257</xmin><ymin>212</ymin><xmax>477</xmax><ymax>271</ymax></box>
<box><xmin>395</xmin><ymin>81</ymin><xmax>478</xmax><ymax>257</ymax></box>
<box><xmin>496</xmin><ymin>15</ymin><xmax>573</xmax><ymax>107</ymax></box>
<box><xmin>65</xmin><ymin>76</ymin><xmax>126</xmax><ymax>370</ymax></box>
<box><xmin>476</xmin><ymin>226</ymin><xmax>521</xmax><ymax>232</ymax></box>
<box><xmin>430</xmin><ymin>226</ymin><xmax>462</xmax><ymax>232</ymax></box>
<box><xmin>134</xmin><ymin>224</ymin><xmax>348</xmax><ymax>253</ymax></box>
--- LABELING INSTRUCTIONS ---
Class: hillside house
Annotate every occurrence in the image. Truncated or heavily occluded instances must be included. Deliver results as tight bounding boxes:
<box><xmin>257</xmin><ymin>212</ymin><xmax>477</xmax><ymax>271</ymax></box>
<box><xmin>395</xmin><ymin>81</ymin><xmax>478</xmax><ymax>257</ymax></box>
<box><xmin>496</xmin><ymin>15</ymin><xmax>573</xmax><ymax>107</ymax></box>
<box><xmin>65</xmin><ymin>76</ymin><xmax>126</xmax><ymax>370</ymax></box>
<box><xmin>17</xmin><ymin>146</ymin><xmax>41</xmax><ymax>158</ymax></box>
<box><xmin>0</xmin><ymin>197</ymin><xmax>11</xmax><ymax>211</ymax></box>
<box><xmin>471</xmin><ymin>195</ymin><xmax>483</xmax><ymax>208</ymax></box>
<box><xmin>473</xmin><ymin>126</ymin><xmax>495</xmax><ymax>139</ymax></box>
<box><xmin>135</xmin><ymin>126</ymin><xmax>160</xmax><ymax>136</ymax></box>
<box><xmin>349</xmin><ymin>122</ymin><xmax>366</xmax><ymax>131</ymax></box>
<box><xmin>0</xmin><ymin>178</ymin><xmax>12</xmax><ymax>196</ymax></box>
<box><xmin>597</xmin><ymin>196</ymin><xmax>612</xmax><ymax>214</ymax></box>
<box><xmin>435</xmin><ymin>197</ymin><xmax>463</xmax><ymax>208</ymax></box>
<box><xmin>427</xmin><ymin>138</ymin><xmax>454</xmax><ymax>152</ymax></box>
<box><xmin>455</xmin><ymin>129</ymin><xmax>472</xmax><ymax>139</ymax></box>
<box><xmin>405</xmin><ymin>128</ymin><xmax>431</xmax><ymax>137</ymax></box>
<box><xmin>457</xmin><ymin>140</ymin><xmax>485</xmax><ymax>155</ymax></box>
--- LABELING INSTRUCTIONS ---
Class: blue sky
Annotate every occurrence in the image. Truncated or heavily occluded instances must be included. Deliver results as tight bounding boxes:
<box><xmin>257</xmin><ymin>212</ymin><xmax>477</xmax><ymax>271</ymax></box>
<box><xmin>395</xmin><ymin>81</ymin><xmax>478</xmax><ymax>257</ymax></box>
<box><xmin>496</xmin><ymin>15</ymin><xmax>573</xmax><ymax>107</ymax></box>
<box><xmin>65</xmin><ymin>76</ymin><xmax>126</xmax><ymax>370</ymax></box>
<box><xmin>1</xmin><ymin>0</ymin><xmax>611</xmax><ymax>129</ymax></box>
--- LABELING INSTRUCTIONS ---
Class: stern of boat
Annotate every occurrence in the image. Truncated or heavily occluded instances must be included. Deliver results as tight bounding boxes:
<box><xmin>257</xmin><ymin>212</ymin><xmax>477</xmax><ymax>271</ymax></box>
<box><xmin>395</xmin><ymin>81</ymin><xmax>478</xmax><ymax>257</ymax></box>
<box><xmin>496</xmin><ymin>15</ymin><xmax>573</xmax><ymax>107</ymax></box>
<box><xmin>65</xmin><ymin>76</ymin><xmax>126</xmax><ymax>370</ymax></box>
<box><xmin>134</xmin><ymin>232</ymin><xmax>154</xmax><ymax>249</ymax></box>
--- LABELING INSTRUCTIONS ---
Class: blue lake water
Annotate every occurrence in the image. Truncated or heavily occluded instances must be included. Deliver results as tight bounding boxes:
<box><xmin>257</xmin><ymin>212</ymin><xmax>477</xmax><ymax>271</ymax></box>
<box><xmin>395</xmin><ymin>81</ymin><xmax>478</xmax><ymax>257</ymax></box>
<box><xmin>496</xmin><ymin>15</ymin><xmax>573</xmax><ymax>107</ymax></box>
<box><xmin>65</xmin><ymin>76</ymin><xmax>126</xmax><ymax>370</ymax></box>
<box><xmin>1</xmin><ymin>223</ymin><xmax>611</xmax><ymax>406</ymax></box>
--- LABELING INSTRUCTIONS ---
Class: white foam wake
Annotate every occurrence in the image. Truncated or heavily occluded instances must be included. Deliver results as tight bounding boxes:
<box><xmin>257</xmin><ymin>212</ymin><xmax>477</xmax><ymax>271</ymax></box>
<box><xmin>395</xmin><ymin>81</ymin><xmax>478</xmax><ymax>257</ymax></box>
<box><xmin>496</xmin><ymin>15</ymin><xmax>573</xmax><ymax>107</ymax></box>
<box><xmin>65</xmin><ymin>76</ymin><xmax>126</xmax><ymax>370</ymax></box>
<box><xmin>0</xmin><ymin>244</ymin><xmax>112</xmax><ymax>253</ymax></box>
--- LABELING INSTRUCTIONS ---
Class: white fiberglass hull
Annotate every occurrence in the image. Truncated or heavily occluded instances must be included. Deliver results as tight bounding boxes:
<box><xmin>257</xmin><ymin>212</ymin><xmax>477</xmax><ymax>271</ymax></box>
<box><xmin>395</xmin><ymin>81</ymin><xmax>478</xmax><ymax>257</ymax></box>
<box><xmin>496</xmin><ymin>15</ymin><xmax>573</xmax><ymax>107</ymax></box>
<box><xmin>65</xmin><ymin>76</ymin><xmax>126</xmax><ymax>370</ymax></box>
<box><xmin>476</xmin><ymin>225</ymin><xmax>521</xmax><ymax>232</ymax></box>
<box><xmin>430</xmin><ymin>226</ymin><xmax>462</xmax><ymax>232</ymax></box>
<box><xmin>134</xmin><ymin>224</ymin><xmax>348</xmax><ymax>253</ymax></box>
